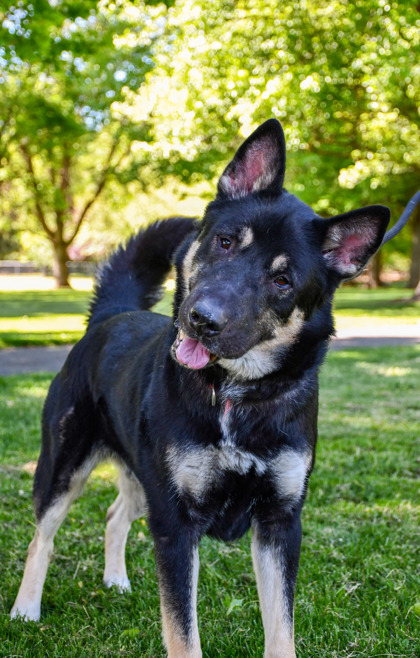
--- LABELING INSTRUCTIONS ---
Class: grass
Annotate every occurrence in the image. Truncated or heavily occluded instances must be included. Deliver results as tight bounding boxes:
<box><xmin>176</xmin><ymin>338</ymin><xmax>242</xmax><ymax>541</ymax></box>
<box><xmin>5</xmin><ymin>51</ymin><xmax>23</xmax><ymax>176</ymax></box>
<box><xmin>0</xmin><ymin>346</ymin><xmax>419</xmax><ymax>656</ymax></box>
<box><xmin>0</xmin><ymin>289</ymin><xmax>90</xmax><ymax>348</ymax></box>
<box><xmin>0</xmin><ymin>280</ymin><xmax>418</xmax><ymax>348</ymax></box>
<box><xmin>0</xmin><ymin>280</ymin><xmax>174</xmax><ymax>348</ymax></box>
<box><xmin>333</xmin><ymin>287</ymin><xmax>420</xmax><ymax>329</ymax></box>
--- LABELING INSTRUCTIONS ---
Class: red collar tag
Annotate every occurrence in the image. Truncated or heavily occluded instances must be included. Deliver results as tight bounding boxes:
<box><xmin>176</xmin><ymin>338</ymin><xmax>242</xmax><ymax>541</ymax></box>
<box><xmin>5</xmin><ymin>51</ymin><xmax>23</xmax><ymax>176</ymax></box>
<box><xmin>223</xmin><ymin>399</ymin><xmax>232</xmax><ymax>419</ymax></box>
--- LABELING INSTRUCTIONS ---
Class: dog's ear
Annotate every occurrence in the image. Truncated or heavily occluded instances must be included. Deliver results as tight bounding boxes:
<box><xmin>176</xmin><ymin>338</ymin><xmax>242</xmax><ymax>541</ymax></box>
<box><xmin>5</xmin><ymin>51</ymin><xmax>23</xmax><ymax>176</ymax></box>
<box><xmin>315</xmin><ymin>205</ymin><xmax>390</xmax><ymax>281</ymax></box>
<box><xmin>217</xmin><ymin>119</ymin><xmax>286</xmax><ymax>200</ymax></box>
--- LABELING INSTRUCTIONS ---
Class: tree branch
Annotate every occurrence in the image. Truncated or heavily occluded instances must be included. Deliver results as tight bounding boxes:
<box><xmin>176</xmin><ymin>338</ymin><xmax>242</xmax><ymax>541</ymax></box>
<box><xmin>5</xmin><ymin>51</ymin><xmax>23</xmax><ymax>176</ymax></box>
<box><xmin>20</xmin><ymin>144</ymin><xmax>55</xmax><ymax>240</ymax></box>
<box><xmin>60</xmin><ymin>149</ymin><xmax>73</xmax><ymax>213</ymax></box>
<box><xmin>66</xmin><ymin>138</ymin><xmax>121</xmax><ymax>245</ymax></box>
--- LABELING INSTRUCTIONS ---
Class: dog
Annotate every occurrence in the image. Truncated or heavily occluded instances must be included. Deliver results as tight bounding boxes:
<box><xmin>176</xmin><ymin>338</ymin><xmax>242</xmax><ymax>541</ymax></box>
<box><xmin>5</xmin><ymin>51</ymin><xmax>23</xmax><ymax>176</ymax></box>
<box><xmin>11</xmin><ymin>119</ymin><xmax>393</xmax><ymax>657</ymax></box>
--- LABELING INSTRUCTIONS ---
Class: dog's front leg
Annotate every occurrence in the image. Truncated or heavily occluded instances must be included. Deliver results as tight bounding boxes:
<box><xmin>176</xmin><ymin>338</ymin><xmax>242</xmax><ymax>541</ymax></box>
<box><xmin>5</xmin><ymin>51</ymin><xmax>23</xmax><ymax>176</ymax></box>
<box><xmin>153</xmin><ymin>531</ymin><xmax>201</xmax><ymax>658</ymax></box>
<box><xmin>251</xmin><ymin>514</ymin><xmax>301</xmax><ymax>658</ymax></box>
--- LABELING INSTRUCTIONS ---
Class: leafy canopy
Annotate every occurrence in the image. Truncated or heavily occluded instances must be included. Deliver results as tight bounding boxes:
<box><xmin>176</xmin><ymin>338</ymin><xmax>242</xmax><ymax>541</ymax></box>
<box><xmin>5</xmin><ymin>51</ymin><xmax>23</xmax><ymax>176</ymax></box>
<box><xmin>142</xmin><ymin>0</ymin><xmax>419</xmax><ymax>225</ymax></box>
<box><xmin>0</xmin><ymin>0</ymin><xmax>171</xmax><ymax>278</ymax></box>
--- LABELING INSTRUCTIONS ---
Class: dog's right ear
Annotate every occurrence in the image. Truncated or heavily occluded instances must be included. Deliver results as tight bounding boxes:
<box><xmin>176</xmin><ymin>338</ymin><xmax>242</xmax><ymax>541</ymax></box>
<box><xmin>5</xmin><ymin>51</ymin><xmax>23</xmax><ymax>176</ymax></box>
<box><xmin>217</xmin><ymin>119</ymin><xmax>286</xmax><ymax>200</ymax></box>
<box><xmin>314</xmin><ymin>205</ymin><xmax>390</xmax><ymax>282</ymax></box>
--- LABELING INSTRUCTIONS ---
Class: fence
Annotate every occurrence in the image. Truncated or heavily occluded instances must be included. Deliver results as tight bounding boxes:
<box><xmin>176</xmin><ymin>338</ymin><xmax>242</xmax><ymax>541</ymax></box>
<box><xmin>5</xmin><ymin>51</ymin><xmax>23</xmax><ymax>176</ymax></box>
<box><xmin>0</xmin><ymin>261</ymin><xmax>96</xmax><ymax>275</ymax></box>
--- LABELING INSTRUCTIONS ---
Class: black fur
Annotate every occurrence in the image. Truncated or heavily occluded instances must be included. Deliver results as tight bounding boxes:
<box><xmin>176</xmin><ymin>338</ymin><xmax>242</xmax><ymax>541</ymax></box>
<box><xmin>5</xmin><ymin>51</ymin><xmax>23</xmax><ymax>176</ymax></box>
<box><xmin>13</xmin><ymin>120</ymin><xmax>391</xmax><ymax>654</ymax></box>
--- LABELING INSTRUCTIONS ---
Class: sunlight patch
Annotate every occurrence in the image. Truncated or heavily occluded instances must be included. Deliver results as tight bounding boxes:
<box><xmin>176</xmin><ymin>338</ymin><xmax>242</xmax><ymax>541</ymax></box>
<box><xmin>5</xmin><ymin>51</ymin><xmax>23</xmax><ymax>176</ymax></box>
<box><xmin>356</xmin><ymin>362</ymin><xmax>413</xmax><ymax>377</ymax></box>
<box><xmin>91</xmin><ymin>462</ymin><xmax>119</xmax><ymax>482</ymax></box>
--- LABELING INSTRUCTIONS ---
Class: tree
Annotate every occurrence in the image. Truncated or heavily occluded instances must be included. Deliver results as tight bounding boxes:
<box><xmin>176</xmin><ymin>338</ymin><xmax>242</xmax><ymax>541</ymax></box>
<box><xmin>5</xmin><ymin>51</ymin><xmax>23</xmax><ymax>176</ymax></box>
<box><xmin>142</xmin><ymin>0</ymin><xmax>419</xmax><ymax>284</ymax></box>
<box><xmin>409</xmin><ymin>203</ymin><xmax>420</xmax><ymax>292</ymax></box>
<box><xmin>0</xmin><ymin>0</ymin><xmax>170</xmax><ymax>286</ymax></box>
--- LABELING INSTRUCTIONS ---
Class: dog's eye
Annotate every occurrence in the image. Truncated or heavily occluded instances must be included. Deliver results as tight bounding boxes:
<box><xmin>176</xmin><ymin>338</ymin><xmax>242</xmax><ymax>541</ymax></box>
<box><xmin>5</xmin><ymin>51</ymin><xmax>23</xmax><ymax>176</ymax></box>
<box><xmin>274</xmin><ymin>275</ymin><xmax>290</xmax><ymax>289</ymax></box>
<box><xmin>219</xmin><ymin>237</ymin><xmax>231</xmax><ymax>250</ymax></box>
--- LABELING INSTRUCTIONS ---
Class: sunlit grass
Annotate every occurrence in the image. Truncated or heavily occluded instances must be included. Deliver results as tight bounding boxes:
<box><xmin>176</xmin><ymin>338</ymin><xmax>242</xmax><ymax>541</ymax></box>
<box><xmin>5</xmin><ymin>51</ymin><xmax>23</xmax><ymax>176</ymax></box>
<box><xmin>334</xmin><ymin>286</ymin><xmax>420</xmax><ymax>318</ymax></box>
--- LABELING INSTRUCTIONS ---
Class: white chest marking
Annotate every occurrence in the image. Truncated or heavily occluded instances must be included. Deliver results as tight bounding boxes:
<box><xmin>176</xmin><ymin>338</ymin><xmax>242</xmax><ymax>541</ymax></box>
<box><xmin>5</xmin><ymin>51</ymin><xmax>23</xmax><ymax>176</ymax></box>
<box><xmin>167</xmin><ymin>444</ymin><xmax>267</xmax><ymax>500</ymax></box>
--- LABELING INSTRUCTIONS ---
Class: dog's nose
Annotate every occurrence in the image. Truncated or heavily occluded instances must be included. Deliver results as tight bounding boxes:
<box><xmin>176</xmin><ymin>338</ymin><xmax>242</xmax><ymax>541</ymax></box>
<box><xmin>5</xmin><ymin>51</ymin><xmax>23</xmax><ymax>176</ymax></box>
<box><xmin>188</xmin><ymin>301</ymin><xmax>228</xmax><ymax>337</ymax></box>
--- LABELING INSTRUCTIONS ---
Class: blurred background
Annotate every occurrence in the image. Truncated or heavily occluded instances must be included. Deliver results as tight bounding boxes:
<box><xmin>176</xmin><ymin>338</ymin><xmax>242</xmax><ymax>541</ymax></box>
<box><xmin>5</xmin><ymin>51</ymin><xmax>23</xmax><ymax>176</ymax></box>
<box><xmin>0</xmin><ymin>0</ymin><xmax>419</xmax><ymax>291</ymax></box>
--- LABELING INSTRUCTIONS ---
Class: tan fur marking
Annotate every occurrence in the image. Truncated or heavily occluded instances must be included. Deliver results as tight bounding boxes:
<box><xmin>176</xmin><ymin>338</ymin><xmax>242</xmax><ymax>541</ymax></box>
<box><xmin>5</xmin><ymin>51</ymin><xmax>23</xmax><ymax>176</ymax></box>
<box><xmin>182</xmin><ymin>240</ymin><xmax>200</xmax><ymax>294</ymax></box>
<box><xmin>270</xmin><ymin>449</ymin><xmax>311</xmax><ymax>504</ymax></box>
<box><xmin>251</xmin><ymin>526</ymin><xmax>296</xmax><ymax>658</ymax></box>
<box><xmin>104</xmin><ymin>468</ymin><xmax>146</xmax><ymax>591</ymax></box>
<box><xmin>239</xmin><ymin>227</ymin><xmax>254</xmax><ymax>249</ymax></box>
<box><xmin>271</xmin><ymin>254</ymin><xmax>288</xmax><ymax>272</ymax></box>
<box><xmin>271</xmin><ymin>308</ymin><xmax>304</xmax><ymax>343</ymax></box>
<box><xmin>219</xmin><ymin>308</ymin><xmax>304</xmax><ymax>380</ymax></box>
<box><xmin>160</xmin><ymin>547</ymin><xmax>201</xmax><ymax>657</ymax></box>
<box><xmin>11</xmin><ymin>455</ymin><xmax>99</xmax><ymax>621</ymax></box>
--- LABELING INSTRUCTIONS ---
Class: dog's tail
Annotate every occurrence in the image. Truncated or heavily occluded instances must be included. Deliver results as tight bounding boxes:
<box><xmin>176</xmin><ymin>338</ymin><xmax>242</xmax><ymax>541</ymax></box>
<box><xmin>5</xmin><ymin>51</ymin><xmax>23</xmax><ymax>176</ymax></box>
<box><xmin>87</xmin><ymin>217</ymin><xmax>196</xmax><ymax>327</ymax></box>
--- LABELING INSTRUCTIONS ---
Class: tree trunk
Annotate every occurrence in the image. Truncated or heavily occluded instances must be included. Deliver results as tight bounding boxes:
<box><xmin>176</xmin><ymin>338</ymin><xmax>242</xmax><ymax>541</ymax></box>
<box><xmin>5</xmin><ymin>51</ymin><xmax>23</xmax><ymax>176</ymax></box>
<box><xmin>413</xmin><ymin>279</ymin><xmax>420</xmax><ymax>301</ymax></box>
<box><xmin>408</xmin><ymin>202</ymin><xmax>420</xmax><ymax>289</ymax></box>
<box><xmin>367</xmin><ymin>252</ymin><xmax>383</xmax><ymax>288</ymax></box>
<box><xmin>53</xmin><ymin>241</ymin><xmax>71</xmax><ymax>288</ymax></box>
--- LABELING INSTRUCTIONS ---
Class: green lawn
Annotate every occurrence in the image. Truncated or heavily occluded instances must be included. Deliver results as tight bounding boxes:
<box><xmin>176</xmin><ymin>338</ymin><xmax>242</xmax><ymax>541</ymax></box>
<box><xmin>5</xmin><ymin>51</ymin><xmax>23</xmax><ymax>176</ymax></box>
<box><xmin>333</xmin><ymin>287</ymin><xmax>420</xmax><ymax>330</ymax></box>
<box><xmin>0</xmin><ymin>285</ymin><xmax>418</xmax><ymax>348</ymax></box>
<box><xmin>0</xmin><ymin>347</ymin><xmax>419</xmax><ymax>656</ymax></box>
<box><xmin>0</xmin><ymin>289</ymin><xmax>90</xmax><ymax>347</ymax></box>
<box><xmin>0</xmin><ymin>286</ymin><xmax>174</xmax><ymax>348</ymax></box>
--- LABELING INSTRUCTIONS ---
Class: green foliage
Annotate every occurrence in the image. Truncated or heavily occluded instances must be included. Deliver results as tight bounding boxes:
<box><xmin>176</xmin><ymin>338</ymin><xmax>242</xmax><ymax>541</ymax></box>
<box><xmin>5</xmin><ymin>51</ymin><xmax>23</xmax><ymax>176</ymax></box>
<box><xmin>0</xmin><ymin>347</ymin><xmax>419</xmax><ymax>655</ymax></box>
<box><xmin>144</xmin><ymin>0</ymin><xmax>419</xmax><ymax>260</ymax></box>
<box><xmin>1</xmin><ymin>0</ymin><xmax>419</xmax><ymax>279</ymax></box>
<box><xmin>0</xmin><ymin>226</ymin><xmax>20</xmax><ymax>258</ymax></box>
<box><xmin>0</xmin><ymin>0</ymin><xmax>171</xmax><ymax>283</ymax></box>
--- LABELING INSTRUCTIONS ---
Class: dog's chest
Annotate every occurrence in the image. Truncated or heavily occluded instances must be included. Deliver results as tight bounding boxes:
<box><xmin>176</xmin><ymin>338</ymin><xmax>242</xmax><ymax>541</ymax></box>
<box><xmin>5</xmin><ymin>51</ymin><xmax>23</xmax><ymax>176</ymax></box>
<box><xmin>166</xmin><ymin>441</ymin><xmax>267</xmax><ymax>501</ymax></box>
<box><xmin>166</xmin><ymin>406</ymin><xmax>310</xmax><ymax>506</ymax></box>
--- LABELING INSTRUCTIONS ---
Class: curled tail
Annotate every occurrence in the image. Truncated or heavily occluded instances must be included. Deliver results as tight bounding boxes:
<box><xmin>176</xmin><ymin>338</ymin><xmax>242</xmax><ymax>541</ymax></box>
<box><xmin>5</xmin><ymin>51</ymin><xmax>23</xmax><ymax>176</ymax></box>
<box><xmin>88</xmin><ymin>217</ymin><xmax>197</xmax><ymax>327</ymax></box>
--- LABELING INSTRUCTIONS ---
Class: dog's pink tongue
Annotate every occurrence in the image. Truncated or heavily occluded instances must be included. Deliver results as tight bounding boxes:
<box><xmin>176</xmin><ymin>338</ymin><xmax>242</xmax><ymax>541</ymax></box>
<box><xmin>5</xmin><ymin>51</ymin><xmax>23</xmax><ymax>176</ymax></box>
<box><xmin>176</xmin><ymin>336</ymin><xmax>210</xmax><ymax>369</ymax></box>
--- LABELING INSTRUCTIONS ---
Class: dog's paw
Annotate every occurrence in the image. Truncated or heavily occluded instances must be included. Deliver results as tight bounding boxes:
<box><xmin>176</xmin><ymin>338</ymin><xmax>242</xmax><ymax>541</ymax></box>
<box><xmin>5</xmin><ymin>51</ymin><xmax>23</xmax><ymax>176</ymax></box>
<box><xmin>10</xmin><ymin>602</ymin><xmax>41</xmax><ymax>622</ymax></box>
<box><xmin>103</xmin><ymin>575</ymin><xmax>132</xmax><ymax>593</ymax></box>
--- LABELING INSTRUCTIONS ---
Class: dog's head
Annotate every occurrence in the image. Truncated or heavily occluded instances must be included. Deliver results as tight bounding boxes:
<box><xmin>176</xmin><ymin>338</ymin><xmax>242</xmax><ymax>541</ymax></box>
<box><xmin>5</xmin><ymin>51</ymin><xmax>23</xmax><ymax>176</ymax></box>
<box><xmin>173</xmin><ymin>119</ymin><xmax>390</xmax><ymax>379</ymax></box>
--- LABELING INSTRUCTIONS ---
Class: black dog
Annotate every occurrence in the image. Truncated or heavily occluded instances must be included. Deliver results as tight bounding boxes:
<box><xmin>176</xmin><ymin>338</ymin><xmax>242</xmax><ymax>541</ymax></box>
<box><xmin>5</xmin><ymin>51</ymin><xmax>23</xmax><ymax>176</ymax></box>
<box><xmin>12</xmin><ymin>119</ymin><xmax>394</xmax><ymax>656</ymax></box>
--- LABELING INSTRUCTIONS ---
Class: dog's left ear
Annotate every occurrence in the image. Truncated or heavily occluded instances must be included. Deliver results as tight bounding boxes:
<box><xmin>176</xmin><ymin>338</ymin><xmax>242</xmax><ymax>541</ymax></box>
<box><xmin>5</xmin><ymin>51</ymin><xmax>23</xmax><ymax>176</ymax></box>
<box><xmin>315</xmin><ymin>205</ymin><xmax>390</xmax><ymax>281</ymax></box>
<box><xmin>217</xmin><ymin>119</ymin><xmax>286</xmax><ymax>200</ymax></box>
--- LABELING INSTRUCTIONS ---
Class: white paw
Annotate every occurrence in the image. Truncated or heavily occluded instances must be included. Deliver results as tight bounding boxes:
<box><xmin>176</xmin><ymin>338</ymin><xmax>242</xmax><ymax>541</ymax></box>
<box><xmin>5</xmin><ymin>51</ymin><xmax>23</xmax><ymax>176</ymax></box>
<box><xmin>10</xmin><ymin>602</ymin><xmax>41</xmax><ymax>622</ymax></box>
<box><xmin>103</xmin><ymin>575</ymin><xmax>131</xmax><ymax>593</ymax></box>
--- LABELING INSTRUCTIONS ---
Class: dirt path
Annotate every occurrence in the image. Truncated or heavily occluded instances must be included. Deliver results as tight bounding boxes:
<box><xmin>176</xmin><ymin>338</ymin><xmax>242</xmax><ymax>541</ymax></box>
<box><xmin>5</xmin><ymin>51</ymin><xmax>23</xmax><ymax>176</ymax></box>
<box><xmin>0</xmin><ymin>331</ymin><xmax>418</xmax><ymax>376</ymax></box>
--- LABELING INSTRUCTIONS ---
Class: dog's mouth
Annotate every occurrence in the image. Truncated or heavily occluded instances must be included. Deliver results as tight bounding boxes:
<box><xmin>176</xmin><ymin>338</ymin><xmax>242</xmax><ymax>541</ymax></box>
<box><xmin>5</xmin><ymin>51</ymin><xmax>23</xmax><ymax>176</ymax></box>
<box><xmin>174</xmin><ymin>329</ymin><xmax>218</xmax><ymax>370</ymax></box>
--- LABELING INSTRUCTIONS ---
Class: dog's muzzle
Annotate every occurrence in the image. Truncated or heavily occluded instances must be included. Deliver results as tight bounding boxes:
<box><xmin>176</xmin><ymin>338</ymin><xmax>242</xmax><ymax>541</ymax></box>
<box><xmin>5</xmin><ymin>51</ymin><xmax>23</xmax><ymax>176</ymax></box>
<box><xmin>174</xmin><ymin>329</ymin><xmax>215</xmax><ymax>369</ymax></box>
<box><xmin>174</xmin><ymin>298</ymin><xmax>228</xmax><ymax>369</ymax></box>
